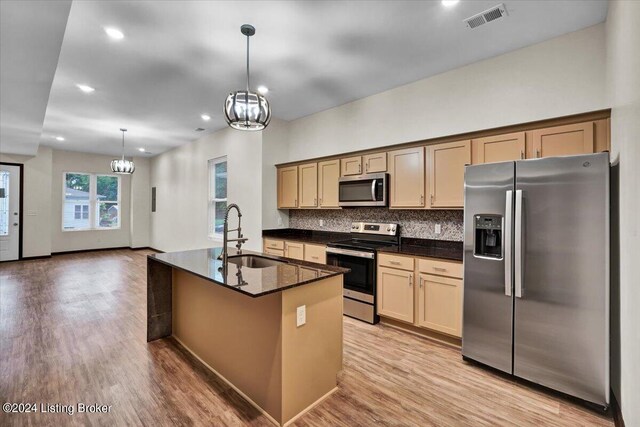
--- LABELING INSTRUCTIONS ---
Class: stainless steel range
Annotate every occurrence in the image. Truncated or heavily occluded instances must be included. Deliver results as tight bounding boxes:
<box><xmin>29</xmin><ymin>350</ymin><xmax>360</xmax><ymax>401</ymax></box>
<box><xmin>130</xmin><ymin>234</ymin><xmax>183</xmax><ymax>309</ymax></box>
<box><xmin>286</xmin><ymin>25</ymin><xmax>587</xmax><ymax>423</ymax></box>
<box><xmin>326</xmin><ymin>222</ymin><xmax>399</xmax><ymax>324</ymax></box>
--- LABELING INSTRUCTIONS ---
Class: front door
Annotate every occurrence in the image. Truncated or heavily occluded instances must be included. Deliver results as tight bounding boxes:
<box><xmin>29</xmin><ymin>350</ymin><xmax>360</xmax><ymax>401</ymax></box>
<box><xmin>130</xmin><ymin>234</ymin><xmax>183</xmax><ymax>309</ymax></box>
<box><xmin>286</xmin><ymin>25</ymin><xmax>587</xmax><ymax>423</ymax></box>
<box><xmin>0</xmin><ymin>164</ymin><xmax>21</xmax><ymax>261</ymax></box>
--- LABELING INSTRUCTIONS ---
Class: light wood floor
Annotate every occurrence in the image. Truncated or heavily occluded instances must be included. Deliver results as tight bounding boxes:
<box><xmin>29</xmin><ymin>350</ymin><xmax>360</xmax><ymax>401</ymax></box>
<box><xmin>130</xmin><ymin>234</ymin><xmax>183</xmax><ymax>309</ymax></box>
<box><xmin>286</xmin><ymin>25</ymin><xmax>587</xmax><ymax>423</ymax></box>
<box><xmin>1</xmin><ymin>249</ymin><xmax>612</xmax><ymax>426</ymax></box>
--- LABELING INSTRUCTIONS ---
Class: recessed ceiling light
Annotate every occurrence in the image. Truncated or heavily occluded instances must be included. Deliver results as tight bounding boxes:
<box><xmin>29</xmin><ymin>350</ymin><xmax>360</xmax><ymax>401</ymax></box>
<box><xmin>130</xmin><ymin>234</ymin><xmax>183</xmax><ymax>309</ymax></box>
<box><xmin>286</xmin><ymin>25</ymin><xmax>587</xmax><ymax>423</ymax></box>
<box><xmin>442</xmin><ymin>0</ymin><xmax>460</xmax><ymax>6</ymax></box>
<box><xmin>76</xmin><ymin>84</ymin><xmax>95</xmax><ymax>93</ymax></box>
<box><xmin>257</xmin><ymin>85</ymin><xmax>269</xmax><ymax>94</ymax></box>
<box><xmin>138</xmin><ymin>148</ymin><xmax>145</xmax><ymax>152</ymax></box>
<box><xmin>104</xmin><ymin>27</ymin><xmax>124</xmax><ymax>40</ymax></box>
<box><xmin>55</xmin><ymin>136</ymin><xmax>65</xmax><ymax>141</ymax></box>
<box><xmin>201</xmin><ymin>114</ymin><xmax>211</xmax><ymax>121</ymax></box>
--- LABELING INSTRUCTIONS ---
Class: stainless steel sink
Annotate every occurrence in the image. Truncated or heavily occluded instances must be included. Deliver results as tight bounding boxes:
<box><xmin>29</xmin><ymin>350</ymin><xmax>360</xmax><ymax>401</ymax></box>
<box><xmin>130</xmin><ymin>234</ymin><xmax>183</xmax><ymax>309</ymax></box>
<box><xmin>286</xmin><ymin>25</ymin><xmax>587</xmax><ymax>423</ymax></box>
<box><xmin>226</xmin><ymin>255</ymin><xmax>286</xmax><ymax>269</ymax></box>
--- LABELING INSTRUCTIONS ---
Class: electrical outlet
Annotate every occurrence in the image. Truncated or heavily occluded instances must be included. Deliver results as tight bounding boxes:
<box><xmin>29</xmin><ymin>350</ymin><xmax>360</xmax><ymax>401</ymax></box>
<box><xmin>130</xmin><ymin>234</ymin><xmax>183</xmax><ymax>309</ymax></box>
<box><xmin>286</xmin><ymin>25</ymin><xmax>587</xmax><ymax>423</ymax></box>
<box><xmin>319</xmin><ymin>219</ymin><xmax>324</xmax><ymax>227</ymax></box>
<box><xmin>435</xmin><ymin>224</ymin><xmax>442</xmax><ymax>235</ymax></box>
<box><xmin>277</xmin><ymin>217</ymin><xmax>283</xmax><ymax>227</ymax></box>
<box><xmin>296</xmin><ymin>305</ymin><xmax>306</xmax><ymax>327</ymax></box>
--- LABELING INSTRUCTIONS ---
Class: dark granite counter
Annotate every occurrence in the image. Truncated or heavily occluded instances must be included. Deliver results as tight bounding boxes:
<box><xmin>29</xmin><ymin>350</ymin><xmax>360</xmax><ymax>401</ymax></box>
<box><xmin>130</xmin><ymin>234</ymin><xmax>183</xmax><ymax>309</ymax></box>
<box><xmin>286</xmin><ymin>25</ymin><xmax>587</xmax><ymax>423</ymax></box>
<box><xmin>262</xmin><ymin>228</ymin><xmax>350</xmax><ymax>245</ymax></box>
<box><xmin>149</xmin><ymin>246</ymin><xmax>348</xmax><ymax>299</ymax></box>
<box><xmin>379</xmin><ymin>238</ymin><xmax>463</xmax><ymax>261</ymax></box>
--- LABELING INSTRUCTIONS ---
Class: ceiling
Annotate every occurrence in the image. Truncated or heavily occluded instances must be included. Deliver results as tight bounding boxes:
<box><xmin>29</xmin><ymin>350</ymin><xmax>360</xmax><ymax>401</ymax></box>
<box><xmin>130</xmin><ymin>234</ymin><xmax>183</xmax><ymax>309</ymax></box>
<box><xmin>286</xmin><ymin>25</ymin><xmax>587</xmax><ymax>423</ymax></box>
<box><xmin>2</xmin><ymin>1</ymin><xmax>608</xmax><ymax>157</ymax></box>
<box><xmin>0</xmin><ymin>0</ymin><xmax>71</xmax><ymax>155</ymax></box>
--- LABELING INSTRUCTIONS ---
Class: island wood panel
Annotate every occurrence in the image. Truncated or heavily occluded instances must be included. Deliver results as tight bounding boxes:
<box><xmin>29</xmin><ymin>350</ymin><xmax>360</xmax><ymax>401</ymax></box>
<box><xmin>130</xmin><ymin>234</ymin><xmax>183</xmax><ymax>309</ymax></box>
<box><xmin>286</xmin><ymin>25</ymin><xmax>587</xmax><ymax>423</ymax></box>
<box><xmin>387</xmin><ymin>146</ymin><xmax>425</xmax><ymax>208</ymax></box>
<box><xmin>427</xmin><ymin>140</ymin><xmax>471</xmax><ymax>208</ymax></box>
<box><xmin>278</xmin><ymin>166</ymin><xmax>298</xmax><ymax>208</ymax></box>
<box><xmin>318</xmin><ymin>160</ymin><xmax>340</xmax><ymax>208</ymax></box>
<box><xmin>341</xmin><ymin>156</ymin><xmax>362</xmax><ymax>176</ymax></box>
<box><xmin>172</xmin><ymin>269</ymin><xmax>343</xmax><ymax>426</ymax></box>
<box><xmin>298</xmin><ymin>163</ymin><xmax>318</xmax><ymax>208</ymax></box>
<box><xmin>363</xmin><ymin>152</ymin><xmax>387</xmax><ymax>173</ymax></box>
<box><xmin>1</xmin><ymin>249</ymin><xmax>613</xmax><ymax>427</ymax></box>
<box><xmin>472</xmin><ymin>132</ymin><xmax>525</xmax><ymax>164</ymax></box>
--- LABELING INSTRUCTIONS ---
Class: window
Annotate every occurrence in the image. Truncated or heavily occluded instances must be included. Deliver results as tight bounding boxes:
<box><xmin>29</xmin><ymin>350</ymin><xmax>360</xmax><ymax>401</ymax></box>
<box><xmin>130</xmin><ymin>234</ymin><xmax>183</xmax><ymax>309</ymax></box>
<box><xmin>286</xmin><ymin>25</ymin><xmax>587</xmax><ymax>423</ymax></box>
<box><xmin>208</xmin><ymin>157</ymin><xmax>227</xmax><ymax>238</ymax></box>
<box><xmin>63</xmin><ymin>172</ymin><xmax>120</xmax><ymax>231</ymax></box>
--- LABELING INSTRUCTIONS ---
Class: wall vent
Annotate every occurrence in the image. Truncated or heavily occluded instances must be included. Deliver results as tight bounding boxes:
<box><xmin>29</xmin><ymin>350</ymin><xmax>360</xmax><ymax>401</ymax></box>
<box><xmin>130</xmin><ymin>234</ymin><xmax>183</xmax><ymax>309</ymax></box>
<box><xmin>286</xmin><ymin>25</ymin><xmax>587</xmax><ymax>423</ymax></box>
<box><xmin>464</xmin><ymin>4</ymin><xmax>508</xmax><ymax>29</ymax></box>
<box><xmin>195</xmin><ymin>127</ymin><xmax>205</xmax><ymax>132</ymax></box>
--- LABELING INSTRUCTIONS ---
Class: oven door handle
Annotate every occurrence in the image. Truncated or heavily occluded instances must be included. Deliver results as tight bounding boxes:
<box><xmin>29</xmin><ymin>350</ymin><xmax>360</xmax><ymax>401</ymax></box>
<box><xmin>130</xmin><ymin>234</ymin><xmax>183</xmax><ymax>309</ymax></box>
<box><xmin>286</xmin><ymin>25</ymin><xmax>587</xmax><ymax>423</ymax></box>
<box><xmin>326</xmin><ymin>247</ymin><xmax>375</xmax><ymax>259</ymax></box>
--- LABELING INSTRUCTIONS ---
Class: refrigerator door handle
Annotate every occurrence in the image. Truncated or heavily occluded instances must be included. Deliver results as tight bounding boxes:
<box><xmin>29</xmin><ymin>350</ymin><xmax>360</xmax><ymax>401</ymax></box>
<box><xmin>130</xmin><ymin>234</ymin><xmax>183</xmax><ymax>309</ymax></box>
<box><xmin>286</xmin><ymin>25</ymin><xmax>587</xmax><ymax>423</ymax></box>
<box><xmin>504</xmin><ymin>190</ymin><xmax>513</xmax><ymax>297</ymax></box>
<box><xmin>514</xmin><ymin>189</ymin><xmax>524</xmax><ymax>298</ymax></box>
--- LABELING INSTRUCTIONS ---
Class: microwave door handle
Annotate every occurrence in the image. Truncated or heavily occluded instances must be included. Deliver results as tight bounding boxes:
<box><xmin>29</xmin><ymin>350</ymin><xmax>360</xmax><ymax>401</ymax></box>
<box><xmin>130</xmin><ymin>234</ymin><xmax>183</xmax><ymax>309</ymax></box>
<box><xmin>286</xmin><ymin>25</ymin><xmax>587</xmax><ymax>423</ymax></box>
<box><xmin>371</xmin><ymin>179</ymin><xmax>377</xmax><ymax>201</ymax></box>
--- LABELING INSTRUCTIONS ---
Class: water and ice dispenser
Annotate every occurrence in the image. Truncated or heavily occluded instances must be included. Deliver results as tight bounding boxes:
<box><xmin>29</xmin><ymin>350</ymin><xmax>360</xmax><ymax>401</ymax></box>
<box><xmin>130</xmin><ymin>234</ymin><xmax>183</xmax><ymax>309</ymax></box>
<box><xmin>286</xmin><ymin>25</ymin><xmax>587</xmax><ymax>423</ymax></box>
<box><xmin>473</xmin><ymin>215</ymin><xmax>503</xmax><ymax>259</ymax></box>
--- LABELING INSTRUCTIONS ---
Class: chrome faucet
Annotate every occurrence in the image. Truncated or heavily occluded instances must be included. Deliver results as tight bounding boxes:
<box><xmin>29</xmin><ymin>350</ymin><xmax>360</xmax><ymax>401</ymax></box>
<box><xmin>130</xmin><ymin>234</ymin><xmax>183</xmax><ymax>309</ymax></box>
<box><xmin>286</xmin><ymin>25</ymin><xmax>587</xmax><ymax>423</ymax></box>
<box><xmin>220</xmin><ymin>203</ymin><xmax>248</xmax><ymax>265</ymax></box>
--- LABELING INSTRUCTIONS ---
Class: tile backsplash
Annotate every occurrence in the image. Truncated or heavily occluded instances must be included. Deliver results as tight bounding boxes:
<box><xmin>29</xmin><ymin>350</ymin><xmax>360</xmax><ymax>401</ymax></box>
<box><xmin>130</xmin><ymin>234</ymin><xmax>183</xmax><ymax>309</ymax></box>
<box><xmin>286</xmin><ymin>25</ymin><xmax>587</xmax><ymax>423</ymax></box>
<box><xmin>289</xmin><ymin>208</ymin><xmax>464</xmax><ymax>241</ymax></box>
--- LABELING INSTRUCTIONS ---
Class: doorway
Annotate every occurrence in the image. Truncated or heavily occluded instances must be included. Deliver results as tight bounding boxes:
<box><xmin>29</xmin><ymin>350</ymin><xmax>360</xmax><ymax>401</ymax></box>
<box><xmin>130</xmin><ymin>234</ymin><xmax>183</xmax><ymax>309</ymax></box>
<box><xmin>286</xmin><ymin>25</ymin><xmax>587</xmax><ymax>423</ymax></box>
<box><xmin>0</xmin><ymin>163</ymin><xmax>22</xmax><ymax>261</ymax></box>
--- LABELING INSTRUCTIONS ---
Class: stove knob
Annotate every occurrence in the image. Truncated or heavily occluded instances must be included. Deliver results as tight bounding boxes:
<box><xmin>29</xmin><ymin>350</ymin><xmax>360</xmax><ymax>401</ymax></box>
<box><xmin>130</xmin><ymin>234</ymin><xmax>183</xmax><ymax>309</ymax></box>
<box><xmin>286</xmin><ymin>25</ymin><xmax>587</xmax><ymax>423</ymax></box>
<box><xmin>387</xmin><ymin>227</ymin><xmax>391</xmax><ymax>232</ymax></box>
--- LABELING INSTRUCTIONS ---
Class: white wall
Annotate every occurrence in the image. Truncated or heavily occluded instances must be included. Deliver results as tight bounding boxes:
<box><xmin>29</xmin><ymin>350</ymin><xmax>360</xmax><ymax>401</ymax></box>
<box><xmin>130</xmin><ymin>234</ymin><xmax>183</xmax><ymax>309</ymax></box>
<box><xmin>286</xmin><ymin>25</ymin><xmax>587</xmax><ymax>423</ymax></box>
<box><xmin>283</xmin><ymin>24</ymin><xmax>607</xmax><ymax>163</ymax></box>
<box><xmin>262</xmin><ymin>118</ymin><xmax>290</xmax><ymax>230</ymax></box>
<box><xmin>130</xmin><ymin>157</ymin><xmax>150</xmax><ymax>248</ymax></box>
<box><xmin>150</xmin><ymin>127</ymin><xmax>262</xmax><ymax>253</ymax></box>
<box><xmin>51</xmin><ymin>149</ymin><xmax>133</xmax><ymax>252</ymax></box>
<box><xmin>606</xmin><ymin>1</ymin><xmax>640</xmax><ymax>424</ymax></box>
<box><xmin>0</xmin><ymin>146</ymin><xmax>52</xmax><ymax>257</ymax></box>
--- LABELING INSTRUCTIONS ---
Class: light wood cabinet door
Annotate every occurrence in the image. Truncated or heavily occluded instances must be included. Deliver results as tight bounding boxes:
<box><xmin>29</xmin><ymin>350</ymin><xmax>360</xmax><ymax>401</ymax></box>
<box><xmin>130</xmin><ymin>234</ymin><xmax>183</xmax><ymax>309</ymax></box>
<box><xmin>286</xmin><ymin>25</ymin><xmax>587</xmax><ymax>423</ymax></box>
<box><xmin>428</xmin><ymin>140</ymin><xmax>470</xmax><ymax>208</ymax></box>
<box><xmin>318</xmin><ymin>160</ymin><xmax>340</xmax><ymax>208</ymax></box>
<box><xmin>298</xmin><ymin>163</ymin><xmax>318</xmax><ymax>208</ymax></box>
<box><xmin>284</xmin><ymin>241</ymin><xmax>304</xmax><ymax>260</ymax></box>
<box><xmin>474</xmin><ymin>132</ymin><xmax>525</xmax><ymax>164</ymax></box>
<box><xmin>341</xmin><ymin>156</ymin><xmax>362</xmax><ymax>176</ymax></box>
<box><xmin>417</xmin><ymin>273</ymin><xmax>462</xmax><ymax>337</ymax></box>
<box><xmin>277</xmin><ymin>166</ymin><xmax>298</xmax><ymax>208</ymax></box>
<box><xmin>377</xmin><ymin>266</ymin><xmax>414</xmax><ymax>323</ymax></box>
<box><xmin>304</xmin><ymin>243</ymin><xmax>326</xmax><ymax>264</ymax></box>
<box><xmin>530</xmin><ymin>122</ymin><xmax>594</xmax><ymax>158</ymax></box>
<box><xmin>363</xmin><ymin>152</ymin><xmax>387</xmax><ymax>173</ymax></box>
<box><xmin>388</xmin><ymin>147</ymin><xmax>425</xmax><ymax>208</ymax></box>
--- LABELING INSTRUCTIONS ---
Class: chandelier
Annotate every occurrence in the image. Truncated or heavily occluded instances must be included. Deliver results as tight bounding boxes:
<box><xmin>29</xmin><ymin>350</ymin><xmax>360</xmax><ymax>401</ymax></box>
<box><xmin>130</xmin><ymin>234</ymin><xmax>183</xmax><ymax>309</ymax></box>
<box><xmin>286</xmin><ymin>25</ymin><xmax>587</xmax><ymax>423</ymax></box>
<box><xmin>110</xmin><ymin>128</ymin><xmax>135</xmax><ymax>174</ymax></box>
<box><xmin>223</xmin><ymin>24</ymin><xmax>271</xmax><ymax>131</ymax></box>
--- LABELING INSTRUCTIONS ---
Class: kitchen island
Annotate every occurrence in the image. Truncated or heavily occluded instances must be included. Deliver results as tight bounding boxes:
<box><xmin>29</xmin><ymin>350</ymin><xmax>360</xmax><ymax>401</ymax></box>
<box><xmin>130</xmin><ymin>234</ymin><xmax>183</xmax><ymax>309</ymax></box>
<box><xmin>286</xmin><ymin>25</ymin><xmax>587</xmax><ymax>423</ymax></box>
<box><xmin>147</xmin><ymin>247</ymin><xmax>347</xmax><ymax>426</ymax></box>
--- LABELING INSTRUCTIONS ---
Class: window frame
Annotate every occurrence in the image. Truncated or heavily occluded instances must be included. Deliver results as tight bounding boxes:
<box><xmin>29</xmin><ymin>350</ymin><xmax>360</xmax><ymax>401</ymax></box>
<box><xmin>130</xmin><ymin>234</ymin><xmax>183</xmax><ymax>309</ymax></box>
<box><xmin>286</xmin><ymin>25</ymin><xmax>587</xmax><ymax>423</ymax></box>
<box><xmin>208</xmin><ymin>156</ymin><xmax>228</xmax><ymax>240</ymax></box>
<box><xmin>62</xmin><ymin>172</ymin><xmax>121</xmax><ymax>232</ymax></box>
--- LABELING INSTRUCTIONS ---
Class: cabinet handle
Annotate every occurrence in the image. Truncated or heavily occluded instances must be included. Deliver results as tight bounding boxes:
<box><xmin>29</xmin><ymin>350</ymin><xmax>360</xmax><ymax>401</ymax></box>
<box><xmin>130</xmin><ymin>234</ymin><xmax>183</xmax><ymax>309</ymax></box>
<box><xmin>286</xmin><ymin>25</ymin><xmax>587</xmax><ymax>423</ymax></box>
<box><xmin>358</xmin><ymin>164</ymin><xmax>362</xmax><ymax>173</ymax></box>
<box><xmin>389</xmin><ymin>260</ymin><xmax>401</xmax><ymax>265</ymax></box>
<box><xmin>536</xmin><ymin>149</ymin><xmax>541</xmax><ymax>158</ymax></box>
<box><xmin>294</xmin><ymin>199</ymin><xmax>297</xmax><ymax>206</ymax></box>
<box><xmin>312</xmin><ymin>256</ymin><xmax>318</xmax><ymax>260</ymax></box>
<box><xmin>520</xmin><ymin>150</ymin><xmax>524</xmax><ymax>159</ymax></box>
<box><xmin>419</xmin><ymin>276</ymin><xmax>423</xmax><ymax>288</ymax></box>
<box><xmin>430</xmin><ymin>194</ymin><xmax>434</xmax><ymax>206</ymax></box>
<box><xmin>408</xmin><ymin>274</ymin><xmax>413</xmax><ymax>286</ymax></box>
<box><xmin>366</xmin><ymin>162</ymin><xmax>369</xmax><ymax>172</ymax></box>
<box><xmin>314</xmin><ymin>198</ymin><xmax>317</xmax><ymax>205</ymax></box>
<box><xmin>433</xmin><ymin>267</ymin><xmax>447</xmax><ymax>272</ymax></box>
<box><xmin>420</xmin><ymin>194</ymin><xmax>424</xmax><ymax>205</ymax></box>
<box><xmin>319</xmin><ymin>198</ymin><xmax>322</xmax><ymax>205</ymax></box>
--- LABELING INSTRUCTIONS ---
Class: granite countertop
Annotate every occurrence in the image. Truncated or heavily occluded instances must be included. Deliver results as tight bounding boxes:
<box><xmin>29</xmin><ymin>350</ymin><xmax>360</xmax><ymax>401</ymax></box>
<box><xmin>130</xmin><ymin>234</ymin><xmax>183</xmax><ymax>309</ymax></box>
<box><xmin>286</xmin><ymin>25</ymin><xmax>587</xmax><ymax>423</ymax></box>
<box><xmin>262</xmin><ymin>228</ymin><xmax>350</xmax><ymax>245</ymax></box>
<box><xmin>379</xmin><ymin>238</ymin><xmax>464</xmax><ymax>261</ymax></box>
<box><xmin>149</xmin><ymin>246</ymin><xmax>349</xmax><ymax>298</ymax></box>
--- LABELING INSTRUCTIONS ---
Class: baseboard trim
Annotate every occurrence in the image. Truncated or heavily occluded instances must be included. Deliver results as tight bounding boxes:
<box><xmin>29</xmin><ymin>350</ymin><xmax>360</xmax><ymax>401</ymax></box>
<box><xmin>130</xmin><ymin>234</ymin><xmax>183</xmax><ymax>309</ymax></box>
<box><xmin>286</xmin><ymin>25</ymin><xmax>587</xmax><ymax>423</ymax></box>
<box><xmin>19</xmin><ymin>254</ymin><xmax>52</xmax><ymax>261</ymax></box>
<box><xmin>612</xmin><ymin>391</ymin><xmax>625</xmax><ymax>427</ymax></box>
<box><xmin>52</xmin><ymin>246</ymin><xmax>156</xmax><ymax>256</ymax></box>
<box><xmin>148</xmin><ymin>247</ymin><xmax>164</xmax><ymax>253</ymax></box>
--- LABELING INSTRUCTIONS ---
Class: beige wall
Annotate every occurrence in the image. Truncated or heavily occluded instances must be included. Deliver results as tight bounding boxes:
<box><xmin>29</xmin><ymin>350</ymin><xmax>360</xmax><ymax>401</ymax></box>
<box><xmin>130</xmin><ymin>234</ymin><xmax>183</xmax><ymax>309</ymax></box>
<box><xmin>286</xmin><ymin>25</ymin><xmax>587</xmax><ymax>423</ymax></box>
<box><xmin>262</xmin><ymin>118</ymin><xmax>290</xmax><ymax>230</ymax></box>
<box><xmin>150</xmin><ymin>127</ymin><xmax>263</xmax><ymax>253</ymax></box>
<box><xmin>606</xmin><ymin>1</ymin><xmax>640</xmax><ymax>425</ymax></box>
<box><xmin>130</xmin><ymin>157</ymin><xmax>151</xmax><ymax>248</ymax></box>
<box><xmin>0</xmin><ymin>146</ymin><xmax>52</xmax><ymax>257</ymax></box>
<box><xmin>283</xmin><ymin>24</ymin><xmax>607</xmax><ymax>163</ymax></box>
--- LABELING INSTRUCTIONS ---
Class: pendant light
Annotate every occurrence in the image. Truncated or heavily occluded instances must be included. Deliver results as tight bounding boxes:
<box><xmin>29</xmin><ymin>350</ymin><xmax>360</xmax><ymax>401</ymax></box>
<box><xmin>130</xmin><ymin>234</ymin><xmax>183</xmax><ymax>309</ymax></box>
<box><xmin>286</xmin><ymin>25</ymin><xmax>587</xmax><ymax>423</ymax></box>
<box><xmin>223</xmin><ymin>24</ymin><xmax>271</xmax><ymax>131</ymax></box>
<box><xmin>110</xmin><ymin>128</ymin><xmax>135</xmax><ymax>174</ymax></box>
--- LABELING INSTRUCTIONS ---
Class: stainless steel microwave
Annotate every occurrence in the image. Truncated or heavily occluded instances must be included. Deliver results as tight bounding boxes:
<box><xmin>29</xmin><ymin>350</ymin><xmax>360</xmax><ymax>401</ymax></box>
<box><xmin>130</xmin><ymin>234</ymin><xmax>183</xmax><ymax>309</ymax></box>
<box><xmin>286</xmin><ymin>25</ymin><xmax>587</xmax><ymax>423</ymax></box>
<box><xmin>338</xmin><ymin>173</ymin><xmax>388</xmax><ymax>207</ymax></box>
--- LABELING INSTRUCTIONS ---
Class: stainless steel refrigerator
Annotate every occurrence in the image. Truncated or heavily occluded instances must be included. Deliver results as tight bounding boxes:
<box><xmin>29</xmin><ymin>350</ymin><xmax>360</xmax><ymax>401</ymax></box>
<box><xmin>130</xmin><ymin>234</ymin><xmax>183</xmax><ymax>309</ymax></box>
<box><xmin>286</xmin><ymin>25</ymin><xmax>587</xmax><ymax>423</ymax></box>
<box><xmin>462</xmin><ymin>152</ymin><xmax>609</xmax><ymax>408</ymax></box>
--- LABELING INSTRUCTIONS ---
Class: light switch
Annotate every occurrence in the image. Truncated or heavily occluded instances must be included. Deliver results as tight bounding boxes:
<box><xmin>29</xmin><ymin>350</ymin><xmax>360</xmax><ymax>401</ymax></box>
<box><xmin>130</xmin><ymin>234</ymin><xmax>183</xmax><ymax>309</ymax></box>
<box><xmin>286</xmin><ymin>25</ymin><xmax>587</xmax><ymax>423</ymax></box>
<box><xmin>435</xmin><ymin>224</ymin><xmax>442</xmax><ymax>235</ymax></box>
<box><xmin>296</xmin><ymin>305</ymin><xmax>306</xmax><ymax>327</ymax></box>
<box><xmin>319</xmin><ymin>219</ymin><xmax>324</xmax><ymax>227</ymax></box>
<box><xmin>277</xmin><ymin>217</ymin><xmax>283</xmax><ymax>227</ymax></box>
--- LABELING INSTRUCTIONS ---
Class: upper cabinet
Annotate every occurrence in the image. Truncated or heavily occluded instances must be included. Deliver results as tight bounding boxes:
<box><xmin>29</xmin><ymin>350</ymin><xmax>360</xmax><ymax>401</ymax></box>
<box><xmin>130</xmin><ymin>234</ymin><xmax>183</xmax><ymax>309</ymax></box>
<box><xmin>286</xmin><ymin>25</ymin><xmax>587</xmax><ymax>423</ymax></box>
<box><xmin>363</xmin><ymin>152</ymin><xmax>387</xmax><ymax>174</ymax></box>
<box><xmin>427</xmin><ymin>140</ymin><xmax>470</xmax><ymax>208</ymax></box>
<box><xmin>318</xmin><ymin>160</ymin><xmax>340</xmax><ymax>208</ymax></box>
<box><xmin>277</xmin><ymin>166</ymin><xmax>298</xmax><ymax>208</ymax></box>
<box><xmin>388</xmin><ymin>147</ymin><xmax>425</xmax><ymax>208</ymax></box>
<box><xmin>298</xmin><ymin>163</ymin><xmax>318</xmax><ymax>208</ymax></box>
<box><xmin>530</xmin><ymin>122</ymin><xmax>594</xmax><ymax>158</ymax></box>
<box><xmin>473</xmin><ymin>132</ymin><xmax>525</xmax><ymax>164</ymax></box>
<box><xmin>341</xmin><ymin>156</ymin><xmax>362</xmax><ymax>176</ymax></box>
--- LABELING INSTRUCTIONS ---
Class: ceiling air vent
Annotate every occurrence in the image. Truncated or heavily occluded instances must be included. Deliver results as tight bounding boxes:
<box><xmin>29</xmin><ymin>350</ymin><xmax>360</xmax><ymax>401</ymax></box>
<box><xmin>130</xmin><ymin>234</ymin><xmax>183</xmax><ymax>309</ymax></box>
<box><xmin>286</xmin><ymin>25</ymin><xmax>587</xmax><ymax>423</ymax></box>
<box><xmin>195</xmin><ymin>127</ymin><xmax>205</xmax><ymax>132</ymax></box>
<box><xmin>464</xmin><ymin>3</ymin><xmax>508</xmax><ymax>29</ymax></box>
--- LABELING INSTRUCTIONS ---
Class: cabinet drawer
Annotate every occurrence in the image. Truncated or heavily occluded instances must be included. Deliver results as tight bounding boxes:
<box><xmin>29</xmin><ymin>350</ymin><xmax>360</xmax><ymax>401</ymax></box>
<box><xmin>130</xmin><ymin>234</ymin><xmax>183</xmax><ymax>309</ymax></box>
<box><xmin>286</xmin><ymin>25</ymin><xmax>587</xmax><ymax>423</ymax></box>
<box><xmin>264</xmin><ymin>239</ymin><xmax>284</xmax><ymax>250</ymax></box>
<box><xmin>304</xmin><ymin>243</ymin><xmax>326</xmax><ymax>264</ymax></box>
<box><xmin>378</xmin><ymin>253</ymin><xmax>414</xmax><ymax>271</ymax></box>
<box><xmin>418</xmin><ymin>258</ymin><xmax>462</xmax><ymax>279</ymax></box>
<box><xmin>264</xmin><ymin>247</ymin><xmax>285</xmax><ymax>257</ymax></box>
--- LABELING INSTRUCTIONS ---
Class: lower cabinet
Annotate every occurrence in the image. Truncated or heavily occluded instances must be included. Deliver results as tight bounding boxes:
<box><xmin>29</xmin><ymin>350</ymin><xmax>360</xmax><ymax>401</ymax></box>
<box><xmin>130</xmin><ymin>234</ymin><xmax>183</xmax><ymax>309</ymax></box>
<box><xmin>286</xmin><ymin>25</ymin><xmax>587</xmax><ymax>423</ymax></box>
<box><xmin>377</xmin><ymin>266</ymin><xmax>414</xmax><ymax>323</ymax></box>
<box><xmin>263</xmin><ymin>239</ymin><xmax>327</xmax><ymax>264</ymax></box>
<box><xmin>304</xmin><ymin>243</ymin><xmax>326</xmax><ymax>264</ymax></box>
<box><xmin>377</xmin><ymin>254</ymin><xmax>463</xmax><ymax>338</ymax></box>
<box><xmin>264</xmin><ymin>247</ymin><xmax>284</xmax><ymax>257</ymax></box>
<box><xmin>284</xmin><ymin>241</ymin><xmax>304</xmax><ymax>260</ymax></box>
<box><xmin>417</xmin><ymin>273</ymin><xmax>462</xmax><ymax>337</ymax></box>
